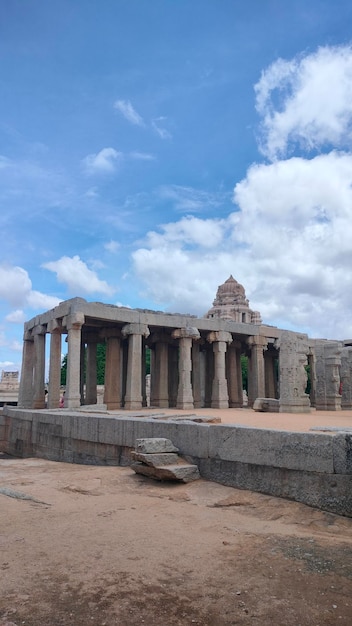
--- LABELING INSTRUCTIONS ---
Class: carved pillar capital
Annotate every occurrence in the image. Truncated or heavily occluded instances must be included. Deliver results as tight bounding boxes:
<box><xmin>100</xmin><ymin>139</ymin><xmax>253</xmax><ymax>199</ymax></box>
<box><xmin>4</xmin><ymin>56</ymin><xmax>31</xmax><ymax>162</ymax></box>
<box><xmin>207</xmin><ymin>331</ymin><xmax>232</xmax><ymax>344</ymax></box>
<box><xmin>172</xmin><ymin>326</ymin><xmax>200</xmax><ymax>340</ymax></box>
<box><xmin>122</xmin><ymin>323</ymin><xmax>150</xmax><ymax>338</ymax></box>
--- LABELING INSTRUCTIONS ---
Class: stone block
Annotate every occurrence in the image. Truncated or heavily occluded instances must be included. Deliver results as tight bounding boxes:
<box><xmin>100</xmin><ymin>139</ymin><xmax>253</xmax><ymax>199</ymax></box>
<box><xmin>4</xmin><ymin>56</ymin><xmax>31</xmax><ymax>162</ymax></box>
<box><xmin>135</xmin><ymin>438</ymin><xmax>179</xmax><ymax>454</ymax></box>
<box><xmin>333</xmin><ymin>434</ymin><xmax>352</xmax><ymax>474</ymax></box>
<box><xmin>131</xmin><ymin>451</ymin><xmax>179</xmax><ymax>467</ymax></box>
<box><xmin>253</xmin><ymin>398</ymin><xmax>279</xmax><ymax>412</ymax></box>
<box><xmin>208</xmin><ymin>425</ymin><xmax>335</xmax><ymax>473</ymax></box>
<box><xmin>132</xmin><ymin>461</ymin><xmax>200</xmax><ymax>482</ymax></box>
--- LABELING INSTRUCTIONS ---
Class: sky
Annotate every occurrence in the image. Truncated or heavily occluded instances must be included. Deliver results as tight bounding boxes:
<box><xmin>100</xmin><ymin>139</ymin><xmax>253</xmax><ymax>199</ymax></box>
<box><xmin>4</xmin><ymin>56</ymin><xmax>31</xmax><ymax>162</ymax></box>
<box><xmin>2</xmin><ymin>0</ymin><xmax>352</xmax><ymax>373</ymax></box>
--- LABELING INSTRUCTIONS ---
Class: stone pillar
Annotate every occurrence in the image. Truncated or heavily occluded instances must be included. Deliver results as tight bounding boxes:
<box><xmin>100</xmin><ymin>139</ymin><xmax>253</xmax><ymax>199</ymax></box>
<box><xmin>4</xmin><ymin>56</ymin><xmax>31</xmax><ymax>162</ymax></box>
<box><xmin>153</xmin><ymin>339</ymin><xmax>169</xmax><ymax>408</ymax></box>
<box><xmin>122</xmin><ymin>323</ymin><xmax>150</xmax><ymax>410</ymax></box>
<box><xmin>172</xmin><ymin>327</ymin><xmax>200</xmax><ymax>410</ymax></box>
<box><xmin>207</xmin><ymin>331</ymin><xmax>232</xmax><ymax>409</ymax></box>
<box><xmin>168</xmin><ymin>345</ymin><xmax>179</xmax><ymax>408</ymax></box>
<box><xmin>85</xmin><ymin>337</ymin><xmax>99</xmax><ymax>405</ymax></box>
<box><xmin>103</xmin><ymin>332</ymin><xmax>122</xmax><ymax>410</ymax></box>
<box><xmin>47</xmin><ymin>320</ymin><xmax>62</xmax><ymax>409</ymax></box>
<box><xmin>340</xmin><ymin>346</ymin><xmax>352</xmax><ymax>410</ymax></box>
<box><xmin>65</xmin><ymin>312</ymin><xmax>85</xmax><ymax>409</ymax></box>
<box><xmin>278</xmin><ymin>331</ymin><xmax>311</xmax><ymax>413</ymax></box>
<box><xmin>192</xmin><ymin>342</ymin><xmax>202</xmax><ymax>408</ymax></box>
<box><xmin>314</xmin><ymin>340</ymin><xmax>342</xmax><ymax>411</ymax></box>
<box><xmin>18</xmin><ymin>331</ymin><xmax>34</xmax><ymax>408</ymax></box>
<box><xmin>32</xmin><ymin>325</ymin><xmax>46</xmax><ymax>409</ymax></box>
<box><xmin>247</xmin><ymin>336</ymin><xmax>267</xmax><ymax>406</ymax></box>
<box><xmin>226</xmin><ymin>340</ymin><xmax>243</xmax><ymax>408</ymax></box>
<box><xmin>264</xmin><ymin>350</ymin><xmax>277</xmax><ymax>398</ymax></box>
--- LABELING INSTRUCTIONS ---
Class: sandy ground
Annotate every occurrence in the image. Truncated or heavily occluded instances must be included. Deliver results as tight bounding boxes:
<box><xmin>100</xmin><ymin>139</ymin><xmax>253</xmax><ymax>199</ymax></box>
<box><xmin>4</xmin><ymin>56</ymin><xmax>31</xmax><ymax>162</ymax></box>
<box><xmin>1</xmin><ymin>447</ymin><xmax>352</xmax><ymax>626</ymax></box>
<box><xmin>110</xmin><ymin>406</ymin><xmax>352</xmax><ymax>432</ymax></box>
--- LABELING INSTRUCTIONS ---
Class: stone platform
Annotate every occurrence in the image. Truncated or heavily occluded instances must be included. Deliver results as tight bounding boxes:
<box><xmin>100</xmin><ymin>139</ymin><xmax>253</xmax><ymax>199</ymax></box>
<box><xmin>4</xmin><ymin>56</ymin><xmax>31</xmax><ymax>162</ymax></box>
<box><xmin>1</xmin><ymin>406</ymin><xmax>351</xmax><ymax>518</ymax></box>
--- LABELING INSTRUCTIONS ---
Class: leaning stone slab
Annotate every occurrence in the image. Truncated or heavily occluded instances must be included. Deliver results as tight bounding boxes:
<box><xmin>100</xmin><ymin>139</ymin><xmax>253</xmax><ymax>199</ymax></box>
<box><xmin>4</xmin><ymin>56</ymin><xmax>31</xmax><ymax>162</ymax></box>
<box><xmin>131</xmin><ymin>451</ymin><xmax>179</xmax><ymax>467</ymax></box>
<box><xmin>253</xmin><ymin>398</ymin><xmax>280</xmax><ymax>412</ymax></box>
<box><xmin>132</xmin><ymin>461</ymin><xmax>200</xmax><ymax>482</ymax></box>
<box><xmin>135</xmin><ymin>438</ymin><xmax>179</xmax><ymax>454</ymax></box>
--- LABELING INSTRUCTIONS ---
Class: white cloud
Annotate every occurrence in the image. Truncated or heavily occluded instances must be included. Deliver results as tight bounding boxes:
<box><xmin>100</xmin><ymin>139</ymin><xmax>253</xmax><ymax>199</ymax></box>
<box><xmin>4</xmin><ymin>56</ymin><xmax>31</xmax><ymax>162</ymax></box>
<box><xmin>42</xmin><ymin>255</ymin><xmax>115</xmax><ymax>297</ymax></box>
<box><xmin>5</xmin><ymin>309</ymin><xmax>26</xmax><ymax>323</ymax></box>
<box><xmin>114</xmin><ymin>99</ymin><xmax>145</xmax><ymax>126</ymax></box>
<box><xmin>129</xmin><ymin>151</ymin><xmax>156</xmax><ymax>161</ymax></box>
<box><xmin>132</xmin><ymin>149</ymin><xmax>352</xmax><ymax>339</ymax></box>
<box><xmin>26</xmin><ymin>291</ymin><xmax>61</xmax><ymax>310</ymax></box>
<box><xmin>157</xmin><ymin>184</ymin><xmax>231</xmax><ymax>212</ymax></box>
<box><xmin>104</xmin><ymin>240</ymin><xmax>120</xmax><ymax>253</ymax></box>
<box><xmin>152</xmin><ymin>118</ymin><xmax>172</xmax><ymax>140</ymax></box>
<box><xmin>0</xmin><ymin>265</ymin><xmax>32</xmax><ymax>306</ymax></box>
<box><xmin>256</xmin><ymin>45</ymin><xmax>352</xmax><ymax>160</ymax></box>
<box><xmin>83</xmin><ymin>147</ymin><xmax>122</xmax><ymax>174</ymax></box>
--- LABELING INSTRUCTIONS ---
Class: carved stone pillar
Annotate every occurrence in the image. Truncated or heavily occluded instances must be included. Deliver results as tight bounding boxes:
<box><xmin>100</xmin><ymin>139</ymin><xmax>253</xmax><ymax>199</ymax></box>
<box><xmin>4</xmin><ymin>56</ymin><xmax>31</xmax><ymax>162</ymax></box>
<box><xmin>85</xmin><ymin>336</ymin><xmax>99</xmax><ymax>405</ymax></box>
<box><xmin>226</xmin><ymin>340</ymin><xmax>243</xmax><ymax>408</ymax></box>
<box><xmin>103</xmin><ymin>331</ymin><xmax>122</xmax><ymax>410</ymax></box>
<box><xmin>18</xmin><ymin>331</ymin><xmax>34</xmax><ymax>408</ymax></box>
<box><xmin>47</xmin><ymin>320</ymin><xmax>62</xmax><ymax>409</ymax></box>
<box><xmin>247</xmin><ymin>335</ymin><xmax>267</xmax><ymax>406</ymax></box>
<box><xmin>172</xmin><ymin>327</ymin><xmax>200</xmax><ymax>410</ymax></box>
<box><xmin>264</xmin><ymin>350</ymin><xmax>277</xmax><ymax>398</ymax></box>
<box><xmin>149</xmin><ymin>334</ymin><xmax>170</xmax><ymax>408</ymax></box>
<box><xmin>278</xmin><ymin>331</ymin><xmax>311</xmax><ymax>413</ymax></box>
<box><xmin>192</xmin><ymin>341</ymin><xmax>202</xmax><ymax>408</ymax></box>
<box><xmin>340</xmin><ymin>346</ymin><xmax>352</xmax><ymax>410</ymax></box>
<box><xmin>32</xmin><ymin>325</ymin><xmax>46</xmax><ymax>409</ymax></box>
<box><xmin>314</xmin><ymin>340</ymin><xmax>342</xmax><ymax>411</ymax></box>
<box><xmin>122</xmin><ymin>323</ymin><xmax>150</xmax><ymax>410</ymax></box>
<box><xmin>65</xmin><ymin>312</ymin><xmax>85</xmax><ymax>409</ymax></box>
<box><xmin>207</xmin><ymin>331</ymin><xmax>232</xmax><ymax>409</ymax></box>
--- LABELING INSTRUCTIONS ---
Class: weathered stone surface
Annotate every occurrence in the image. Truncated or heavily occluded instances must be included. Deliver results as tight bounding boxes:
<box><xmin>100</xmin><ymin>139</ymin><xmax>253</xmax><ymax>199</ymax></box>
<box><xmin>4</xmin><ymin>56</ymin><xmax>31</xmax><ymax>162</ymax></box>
<box><xmin>131</xmin><ymin>461</ymin><xmax>200</xmax><ymax>482</ymax></box>
<box><xmin>135</xmin><ymin>437</ymin><xmax>179</xmax><ymax>454</ymax></box>
<box><xmin>131</xmin><ymin>451</ymin><xmax>179</xmax><ymax>467</ymax></box>
<box><xmin>253</xmin><ymin>398</ymin><xmax>280</xmax><ymax>412</ymax></box>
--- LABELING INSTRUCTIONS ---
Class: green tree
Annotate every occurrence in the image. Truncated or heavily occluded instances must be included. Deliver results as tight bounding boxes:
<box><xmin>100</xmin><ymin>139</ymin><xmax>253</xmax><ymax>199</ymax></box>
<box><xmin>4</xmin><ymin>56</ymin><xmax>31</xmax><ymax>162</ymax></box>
<box><xmin>60</xmin><ymin>343</ymin><xmax>106</xmax><ymax>386</ymax></box>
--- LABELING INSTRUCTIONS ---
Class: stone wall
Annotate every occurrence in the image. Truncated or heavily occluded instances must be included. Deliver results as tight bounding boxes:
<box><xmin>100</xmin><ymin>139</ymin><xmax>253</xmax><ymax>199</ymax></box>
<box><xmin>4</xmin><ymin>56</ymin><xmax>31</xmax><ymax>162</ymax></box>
<box><xmin>1</xmin><ymin>407</ymin><xmax>351</xmax><ymax>518</ymax></box>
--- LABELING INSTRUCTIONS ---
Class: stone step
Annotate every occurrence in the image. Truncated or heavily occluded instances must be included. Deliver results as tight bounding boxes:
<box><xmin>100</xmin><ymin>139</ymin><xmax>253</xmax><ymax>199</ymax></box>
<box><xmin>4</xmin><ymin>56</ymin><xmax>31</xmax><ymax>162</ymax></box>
<box><xmin>131</xmin><ymin>451</ymin><xmax>179</xmax><ymax>467</ymax></box>
<box><xmin>132</xmin><ymin>461</ymin><xmax>200</xmax><ymax>483</ymax></box>
<box><xmin>135</xmin><ymin>438</ymin><xmax>179</xmax><ymax>454</ymax></box>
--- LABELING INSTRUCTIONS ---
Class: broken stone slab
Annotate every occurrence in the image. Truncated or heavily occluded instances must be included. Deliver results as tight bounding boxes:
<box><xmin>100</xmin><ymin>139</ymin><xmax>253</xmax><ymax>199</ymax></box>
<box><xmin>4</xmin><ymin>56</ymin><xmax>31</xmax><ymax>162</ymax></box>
<box><xmin>135</xmin><ymin>438</ymin><xmax>179</xmax><ymax>454</ymax></box>
<box><xmin>253</xmin><ymin>398</ymin><xmax>280</xmax><ymax>412</ymax></box>
<box><xmin>132</xmin><ymin>461</ymin><xmax>200</xmax><ymax>483</ymax></box>
<box><xmin>131</xmin><ymin>451</ymin><xmax>180</xmax><ymax>467</ymax></box>
<box><xmin>151</xmin><ymin>414</ymin><xmax>221</xmax><ymax>424</ymax></box>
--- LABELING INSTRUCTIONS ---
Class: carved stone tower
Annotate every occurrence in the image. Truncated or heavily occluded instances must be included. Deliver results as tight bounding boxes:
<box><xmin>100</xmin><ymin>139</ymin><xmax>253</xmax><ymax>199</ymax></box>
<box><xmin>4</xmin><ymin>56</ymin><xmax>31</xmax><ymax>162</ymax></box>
<box><xmin>205</xmin><ymin>275</ymin><xmax>262</xmax><ymax>324</ymax></box>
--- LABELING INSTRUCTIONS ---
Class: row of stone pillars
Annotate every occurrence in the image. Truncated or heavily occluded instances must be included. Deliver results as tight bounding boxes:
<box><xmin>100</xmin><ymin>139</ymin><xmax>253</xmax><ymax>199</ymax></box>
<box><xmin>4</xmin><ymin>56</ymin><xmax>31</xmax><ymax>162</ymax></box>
<box><xmin>18</xmin><ymin>312</ymin><xmax>278</xmax><ymax>411</ymax></box>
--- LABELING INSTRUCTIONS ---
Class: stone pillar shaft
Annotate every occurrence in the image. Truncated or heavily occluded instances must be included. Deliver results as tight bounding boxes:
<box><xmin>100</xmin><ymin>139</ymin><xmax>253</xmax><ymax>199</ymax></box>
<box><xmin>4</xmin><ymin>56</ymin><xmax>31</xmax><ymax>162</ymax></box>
<box><xmin>65</xmin><ymin>313</ymin><xmax>84</xmax><ymax>409</ymax></box>
<box><xmin>226</xmin><ymin>341</ymin><xmax>243</xmax><ymax>408</ymax></box>
<box><xmin>153</xmin><ymin>342</ymin><xmax>169</xmax><ymax>408</ymax></box>
<box><xmin>85</xmin><ymin>342</ymin><xmax>97</xmax><ymax>405</ymax></box>
<box><xmin>18</xmin><ymin>336</ymin><xmax>34</xmax><ymax>408</ymax></box>
<box><xmin>32</xmin><ymin>329</ymin><xmax>46</xmax><ymax>409</ymax></box>
<box><xmin>122</xmin><ymin>323</ymin><xmax>150</xmax><ymax>410</ymax></box>
<box><xmin>247</xmin><ymin>336</ymin><xmax>267</xmax><ymax>406</ymax></box>
<box><xmin>48</xmin><ymin>328</ymin><xmax>62</xmax><ymax>409</ymax></box>
<box><xmin>104</xmin><ymin>336</ymin><xmax>121</xmax><ymax>410</ymax></box>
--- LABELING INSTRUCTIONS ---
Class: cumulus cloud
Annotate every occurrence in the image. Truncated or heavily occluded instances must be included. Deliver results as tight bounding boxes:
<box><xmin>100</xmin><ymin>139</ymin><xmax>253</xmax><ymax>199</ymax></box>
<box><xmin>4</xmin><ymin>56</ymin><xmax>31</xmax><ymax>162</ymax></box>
<box><xmin>5</xmin><ymin>309</ymin><xmax>26</xmax><ymax>323</ymax></box>
<box><xmin>256</xmin><ymin>45</ymin><xmax>352</xmax><ymax>160</ymax></box>
<box><xmin>0</xmin><ymin>265</ymin><xmax>32</xmax><ymax>306</ymax></box>
<box><xmin>42</xmin><ymin>255</ymin><xmax>115</xmax><ymax>296</ymax></box>
<box><xmin>114</xmin><ymin>99</ymin><xmax>145</xmax><ymax>126</ymax></box>
<box><xmin>83</xmin><ymin>147</ymin><xmax>122</xmax><ymax>174</ymax></box>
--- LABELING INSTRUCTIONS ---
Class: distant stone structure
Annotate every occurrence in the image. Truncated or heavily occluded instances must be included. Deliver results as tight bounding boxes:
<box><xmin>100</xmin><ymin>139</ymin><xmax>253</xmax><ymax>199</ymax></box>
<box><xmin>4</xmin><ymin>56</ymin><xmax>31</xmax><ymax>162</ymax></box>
<box><xmin>0</xmin><ymin>370</ymin><xmax>19</xmax><ymax>406</ymax></box>
<box><xmin>16</xmin><ymin>276</ymin><xmax>347</xmax><ymax>413</ymax></box>
<box><xmin>205</xmin><ymin>275</ymin><xmax>262</xmax><ymax>324</ymax></box>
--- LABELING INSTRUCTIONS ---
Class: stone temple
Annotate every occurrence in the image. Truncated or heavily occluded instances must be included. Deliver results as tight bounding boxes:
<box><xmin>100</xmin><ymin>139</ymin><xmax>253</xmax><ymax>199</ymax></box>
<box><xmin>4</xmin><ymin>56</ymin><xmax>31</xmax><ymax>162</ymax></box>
<box><xmin>17</xmin><ymin>276</ymin><xmax>350</xmax><ymax>414</ymax></box>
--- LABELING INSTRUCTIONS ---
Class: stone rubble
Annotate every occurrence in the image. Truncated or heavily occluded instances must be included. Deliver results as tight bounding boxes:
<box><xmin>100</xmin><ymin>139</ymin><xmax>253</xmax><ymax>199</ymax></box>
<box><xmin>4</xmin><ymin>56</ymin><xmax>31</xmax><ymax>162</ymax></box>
<box><xmin>131</xmin><ymin>438</ymin><xmax>200</xmax><ymax>483</ymax></box>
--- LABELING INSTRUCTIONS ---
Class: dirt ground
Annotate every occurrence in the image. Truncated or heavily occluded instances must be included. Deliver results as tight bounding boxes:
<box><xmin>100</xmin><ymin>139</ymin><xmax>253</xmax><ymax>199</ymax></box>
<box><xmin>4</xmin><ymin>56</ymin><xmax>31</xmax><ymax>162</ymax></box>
<box><xmin>1</xmin><ymin>451</ymin><xmax>352</xmax><ymax>626</ymax></box>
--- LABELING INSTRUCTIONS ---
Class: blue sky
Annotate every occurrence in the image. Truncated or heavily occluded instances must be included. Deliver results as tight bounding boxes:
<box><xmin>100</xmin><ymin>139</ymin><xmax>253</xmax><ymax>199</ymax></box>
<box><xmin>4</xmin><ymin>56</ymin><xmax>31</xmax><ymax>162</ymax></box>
<box><xmin>2</xmin><ymin>0</ymin><xmax>352</xmax><ymax>371</ymax></box>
